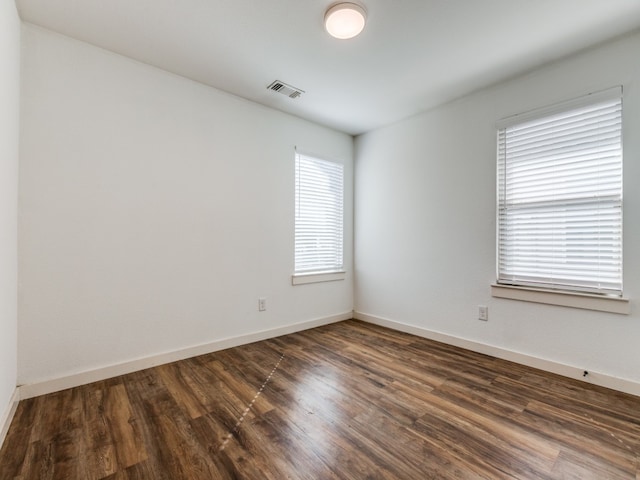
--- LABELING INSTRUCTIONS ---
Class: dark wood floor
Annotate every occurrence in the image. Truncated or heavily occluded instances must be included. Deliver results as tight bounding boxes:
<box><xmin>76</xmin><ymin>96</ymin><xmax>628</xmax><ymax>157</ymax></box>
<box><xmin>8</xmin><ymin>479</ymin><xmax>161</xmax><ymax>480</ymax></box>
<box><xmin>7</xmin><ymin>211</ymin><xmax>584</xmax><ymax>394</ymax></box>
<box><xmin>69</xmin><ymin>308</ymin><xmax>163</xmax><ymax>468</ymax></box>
<box><xmin>1</xmin><ymin>320</ymin><xmax>639</xmax><ymax>479</ymax></box>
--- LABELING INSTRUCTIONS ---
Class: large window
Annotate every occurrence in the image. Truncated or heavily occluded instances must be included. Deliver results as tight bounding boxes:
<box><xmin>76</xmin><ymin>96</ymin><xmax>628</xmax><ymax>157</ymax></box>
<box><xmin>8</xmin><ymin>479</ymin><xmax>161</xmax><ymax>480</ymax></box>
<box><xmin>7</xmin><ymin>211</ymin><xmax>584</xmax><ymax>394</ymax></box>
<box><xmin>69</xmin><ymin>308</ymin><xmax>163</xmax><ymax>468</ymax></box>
<box><xmin>497</xmin><ymin>87</ymin><xmax>623</xmax><ymax>296</ymax></box>
<box><xmin>294</xmin><ymin>152</ymin><xmax>344</xmax><ymax>278</ymax></box>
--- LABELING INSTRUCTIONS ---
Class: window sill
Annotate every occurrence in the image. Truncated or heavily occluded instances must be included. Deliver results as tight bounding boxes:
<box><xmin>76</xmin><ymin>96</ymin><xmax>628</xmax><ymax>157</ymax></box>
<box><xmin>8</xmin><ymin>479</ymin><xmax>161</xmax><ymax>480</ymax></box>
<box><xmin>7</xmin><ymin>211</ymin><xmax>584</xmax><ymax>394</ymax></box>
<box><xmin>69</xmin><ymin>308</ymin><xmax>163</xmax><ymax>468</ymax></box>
<box><xmin>491</xmin><ymin>284</ymin><xmax>630</xmax><ymax>315</ymax></box>
<box><xmin>292</xmin><ymin>271</ymin><xmax>346</xmax><ymax>285</ymax></box>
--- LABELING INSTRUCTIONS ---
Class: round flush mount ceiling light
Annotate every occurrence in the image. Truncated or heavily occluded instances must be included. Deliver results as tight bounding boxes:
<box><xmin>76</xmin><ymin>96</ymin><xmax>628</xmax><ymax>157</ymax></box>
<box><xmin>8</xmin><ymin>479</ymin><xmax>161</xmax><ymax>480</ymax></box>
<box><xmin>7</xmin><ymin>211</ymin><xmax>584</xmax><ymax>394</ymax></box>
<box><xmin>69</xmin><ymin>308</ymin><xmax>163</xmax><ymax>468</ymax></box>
<box><xmin>324</xmin><ymin>3</ymin><xmax>367</xmax><ymax>39</ymax></box>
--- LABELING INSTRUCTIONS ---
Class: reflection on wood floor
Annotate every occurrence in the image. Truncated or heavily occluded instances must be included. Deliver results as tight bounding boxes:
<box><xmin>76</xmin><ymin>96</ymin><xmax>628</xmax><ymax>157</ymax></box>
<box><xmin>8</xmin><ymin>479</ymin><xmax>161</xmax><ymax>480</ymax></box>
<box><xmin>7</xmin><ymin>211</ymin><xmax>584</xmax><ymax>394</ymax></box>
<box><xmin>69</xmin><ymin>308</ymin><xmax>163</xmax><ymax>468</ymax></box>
<box><xmin>1</xmin><ymin>319</ymin><xmax>639</xmax><ymax>479</ymax></box>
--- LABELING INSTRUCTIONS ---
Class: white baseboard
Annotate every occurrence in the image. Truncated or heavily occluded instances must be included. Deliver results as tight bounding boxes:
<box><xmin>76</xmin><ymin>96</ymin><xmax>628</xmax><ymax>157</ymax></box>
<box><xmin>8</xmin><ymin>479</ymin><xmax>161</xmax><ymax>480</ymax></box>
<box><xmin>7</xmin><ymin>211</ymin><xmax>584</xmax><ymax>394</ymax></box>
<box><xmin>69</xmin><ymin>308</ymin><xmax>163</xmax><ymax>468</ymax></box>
<box><xmin>19</xmin><ymin>312</ymin><xmax>351</xmax><ymax>399</ymax></box>
<box><xmin>0</xmin><ymin>388</ymin><xmax>20</xmax><ymax>450</ymax></box>
<box><xmin>354</xmin><ymin>311</ymin><xmax>640</xmax><ymax>398</ymax></box>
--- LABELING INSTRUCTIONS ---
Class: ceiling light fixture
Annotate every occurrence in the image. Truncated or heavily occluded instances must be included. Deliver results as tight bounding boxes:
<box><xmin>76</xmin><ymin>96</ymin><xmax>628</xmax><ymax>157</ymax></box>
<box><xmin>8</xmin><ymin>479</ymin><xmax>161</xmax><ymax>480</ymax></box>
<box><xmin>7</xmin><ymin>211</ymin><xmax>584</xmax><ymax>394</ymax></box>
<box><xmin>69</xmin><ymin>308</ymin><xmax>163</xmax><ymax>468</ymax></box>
<box><xmin>324</xmin><ymin>3</ymin><xmax>367</xmax><ymax>40</ymax></box>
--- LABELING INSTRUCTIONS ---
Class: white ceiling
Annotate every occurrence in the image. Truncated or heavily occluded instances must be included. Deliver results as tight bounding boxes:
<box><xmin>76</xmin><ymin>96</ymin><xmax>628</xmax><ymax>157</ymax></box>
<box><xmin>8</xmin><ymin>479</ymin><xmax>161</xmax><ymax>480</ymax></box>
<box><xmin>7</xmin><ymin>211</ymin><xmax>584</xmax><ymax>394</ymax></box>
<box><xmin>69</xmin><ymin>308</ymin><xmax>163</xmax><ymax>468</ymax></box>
<box><xmin>15</xmin><ymin>0</ymin><xmax>640</xmax><ymax>135</ymax></box>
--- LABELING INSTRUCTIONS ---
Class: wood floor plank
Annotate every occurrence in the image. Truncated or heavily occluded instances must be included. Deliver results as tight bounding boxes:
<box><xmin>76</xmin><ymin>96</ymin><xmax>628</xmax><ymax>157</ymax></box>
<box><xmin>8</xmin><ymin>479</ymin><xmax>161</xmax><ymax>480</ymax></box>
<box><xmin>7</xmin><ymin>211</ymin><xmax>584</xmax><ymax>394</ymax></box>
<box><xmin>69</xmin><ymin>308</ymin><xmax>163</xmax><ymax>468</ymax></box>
<box><xmin>2</xmin><ymin>319</ymin><xmax>640</xmax><ymax>479</ymax></box>
<box><xmin>517</xmin><ymin>400</ymin><xmax>639</xmax><ymax>475</ymax></box>
<box><xmin>82</xmin><ymin>384</ymin><xmax>118</xmax><ymax>479</ymax></box>
<box><xmin>206</xmin><ymin>359</ymin><xmax>276</xmax><ymax>417</ymax></box>
<box><xmin>103</xmin><ymin>383</ymin><xmax>147</xmax><ymax>470</ymax></box>
<box><xmin>155</xmin><ymin>362</ymin><xmax>210</xmax><ymax>420</ymax></box>
<box><xmin>494</xmin><ymin>374</ymin><xmax>640</xmax><ymax>440</ymax></box>
<box><xmin>414</xmin><ymin>392</ymin><xmax>559</xmax><ymax>478</ymax></box>
<box><xmin>550</xmin><ymin>449</ymin><xmax>638</xmax><ymax>480</ymax></box>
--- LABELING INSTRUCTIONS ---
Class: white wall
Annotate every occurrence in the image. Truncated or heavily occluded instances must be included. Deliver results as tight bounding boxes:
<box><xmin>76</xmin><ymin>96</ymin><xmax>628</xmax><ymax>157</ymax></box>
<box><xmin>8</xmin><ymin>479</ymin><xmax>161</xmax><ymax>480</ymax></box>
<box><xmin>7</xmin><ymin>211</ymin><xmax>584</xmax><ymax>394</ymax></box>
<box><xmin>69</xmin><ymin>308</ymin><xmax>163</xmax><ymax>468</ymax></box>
<box><xmin>0</xmin><ymin>0</ymin><xmax>20</xmax><ymax>436</ymax></box>
<box><xmin>355</xmin><ymin>31</ymin><xmax>640</xmax><ymax>386</ymax></box>
<box><xmin>19</xmin><ymin>25</ymin><xmax>353</xmax><ymax>386</ymax></box>
<box><xmin>0</xmin><ymin>0</ymin><xmax>20</xmax><ymax>444</ymax></box>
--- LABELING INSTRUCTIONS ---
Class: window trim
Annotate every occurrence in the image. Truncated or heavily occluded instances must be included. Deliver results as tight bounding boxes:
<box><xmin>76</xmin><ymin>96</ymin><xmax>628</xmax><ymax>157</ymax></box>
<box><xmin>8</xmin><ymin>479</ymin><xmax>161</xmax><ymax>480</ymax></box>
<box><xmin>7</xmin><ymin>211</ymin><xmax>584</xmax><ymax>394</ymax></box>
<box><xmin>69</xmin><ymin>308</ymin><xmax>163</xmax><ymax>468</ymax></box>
<box><xmin>491</xmin><ymin>284</ymin><xmax>630</xmax><ymax>315</ymax></box>
<box><xmin>291</xmin><ymin>271</ymin><xmax>346</xmax><ymax>285</ymax></box>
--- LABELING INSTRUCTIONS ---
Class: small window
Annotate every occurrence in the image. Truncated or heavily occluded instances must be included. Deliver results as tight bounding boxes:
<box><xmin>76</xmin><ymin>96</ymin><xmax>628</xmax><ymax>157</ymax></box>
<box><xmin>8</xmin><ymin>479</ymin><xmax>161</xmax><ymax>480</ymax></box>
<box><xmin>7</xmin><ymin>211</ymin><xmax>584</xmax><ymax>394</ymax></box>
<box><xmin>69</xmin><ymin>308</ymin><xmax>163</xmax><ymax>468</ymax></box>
<box><xmin>294</xmin><ymin>152</ymin><xmax>344</xmax><ymax>277</ymax></box>
<box><xmin>497</xmin><ymin>87</ymin><xmax>623</xmax><ymax>296</ymax></box>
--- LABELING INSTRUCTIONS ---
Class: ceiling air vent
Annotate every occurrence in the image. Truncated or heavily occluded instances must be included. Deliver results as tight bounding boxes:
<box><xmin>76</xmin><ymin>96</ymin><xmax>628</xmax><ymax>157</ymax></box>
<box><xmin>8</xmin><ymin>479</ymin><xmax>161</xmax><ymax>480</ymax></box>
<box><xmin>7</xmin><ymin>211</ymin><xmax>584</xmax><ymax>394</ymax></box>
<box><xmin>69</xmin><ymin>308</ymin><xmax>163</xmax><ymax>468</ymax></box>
<box><xmin>267</xmin><ymin>80</ymin><xmax>304</xmax><ymax>99</ymax></box>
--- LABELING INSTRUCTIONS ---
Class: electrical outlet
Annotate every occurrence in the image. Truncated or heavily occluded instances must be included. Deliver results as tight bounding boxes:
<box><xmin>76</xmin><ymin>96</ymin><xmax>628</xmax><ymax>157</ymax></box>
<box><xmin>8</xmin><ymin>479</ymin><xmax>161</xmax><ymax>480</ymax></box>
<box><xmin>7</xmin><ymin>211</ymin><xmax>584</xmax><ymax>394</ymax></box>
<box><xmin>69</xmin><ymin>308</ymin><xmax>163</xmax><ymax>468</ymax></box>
<box><xmin>478</xmin><ymin>305</ymin><xmax>488</xmax><ymax>321</ymax></box>
<box><xmin>258</xmin><ymin>297</ymin><xmax>267</xmax><ymax>312</ymax></box>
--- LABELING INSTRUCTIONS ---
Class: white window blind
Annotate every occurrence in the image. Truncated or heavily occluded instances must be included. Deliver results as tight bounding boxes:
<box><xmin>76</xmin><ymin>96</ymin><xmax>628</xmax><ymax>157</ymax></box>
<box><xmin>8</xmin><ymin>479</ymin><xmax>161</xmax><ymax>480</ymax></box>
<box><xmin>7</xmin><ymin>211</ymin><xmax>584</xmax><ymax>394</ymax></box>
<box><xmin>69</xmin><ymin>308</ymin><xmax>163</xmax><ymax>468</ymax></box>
<box><xmin>497</xmin><ymin>88</ymin><xmax>622</xmax><ymax>296</ymax></box>
<box><xmin>295</xmin><ymin>152</ymin><xmax>344</xmax><ymax>274</ymax></box>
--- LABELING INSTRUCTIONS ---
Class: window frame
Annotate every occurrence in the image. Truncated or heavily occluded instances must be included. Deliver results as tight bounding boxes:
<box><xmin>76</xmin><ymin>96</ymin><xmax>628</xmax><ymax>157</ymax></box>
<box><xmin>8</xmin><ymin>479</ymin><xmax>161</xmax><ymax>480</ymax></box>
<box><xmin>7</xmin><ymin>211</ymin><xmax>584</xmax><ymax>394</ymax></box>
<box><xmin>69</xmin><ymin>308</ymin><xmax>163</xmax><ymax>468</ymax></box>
<box><xmin>495</xmin><ymin>87</ymin><xmax>625</xmax><ymax>305</ymax></box>
<box><xmin>292</xmin><ymin>150</ymin><xmax>345</xmax><ymax>285</ymax></box>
